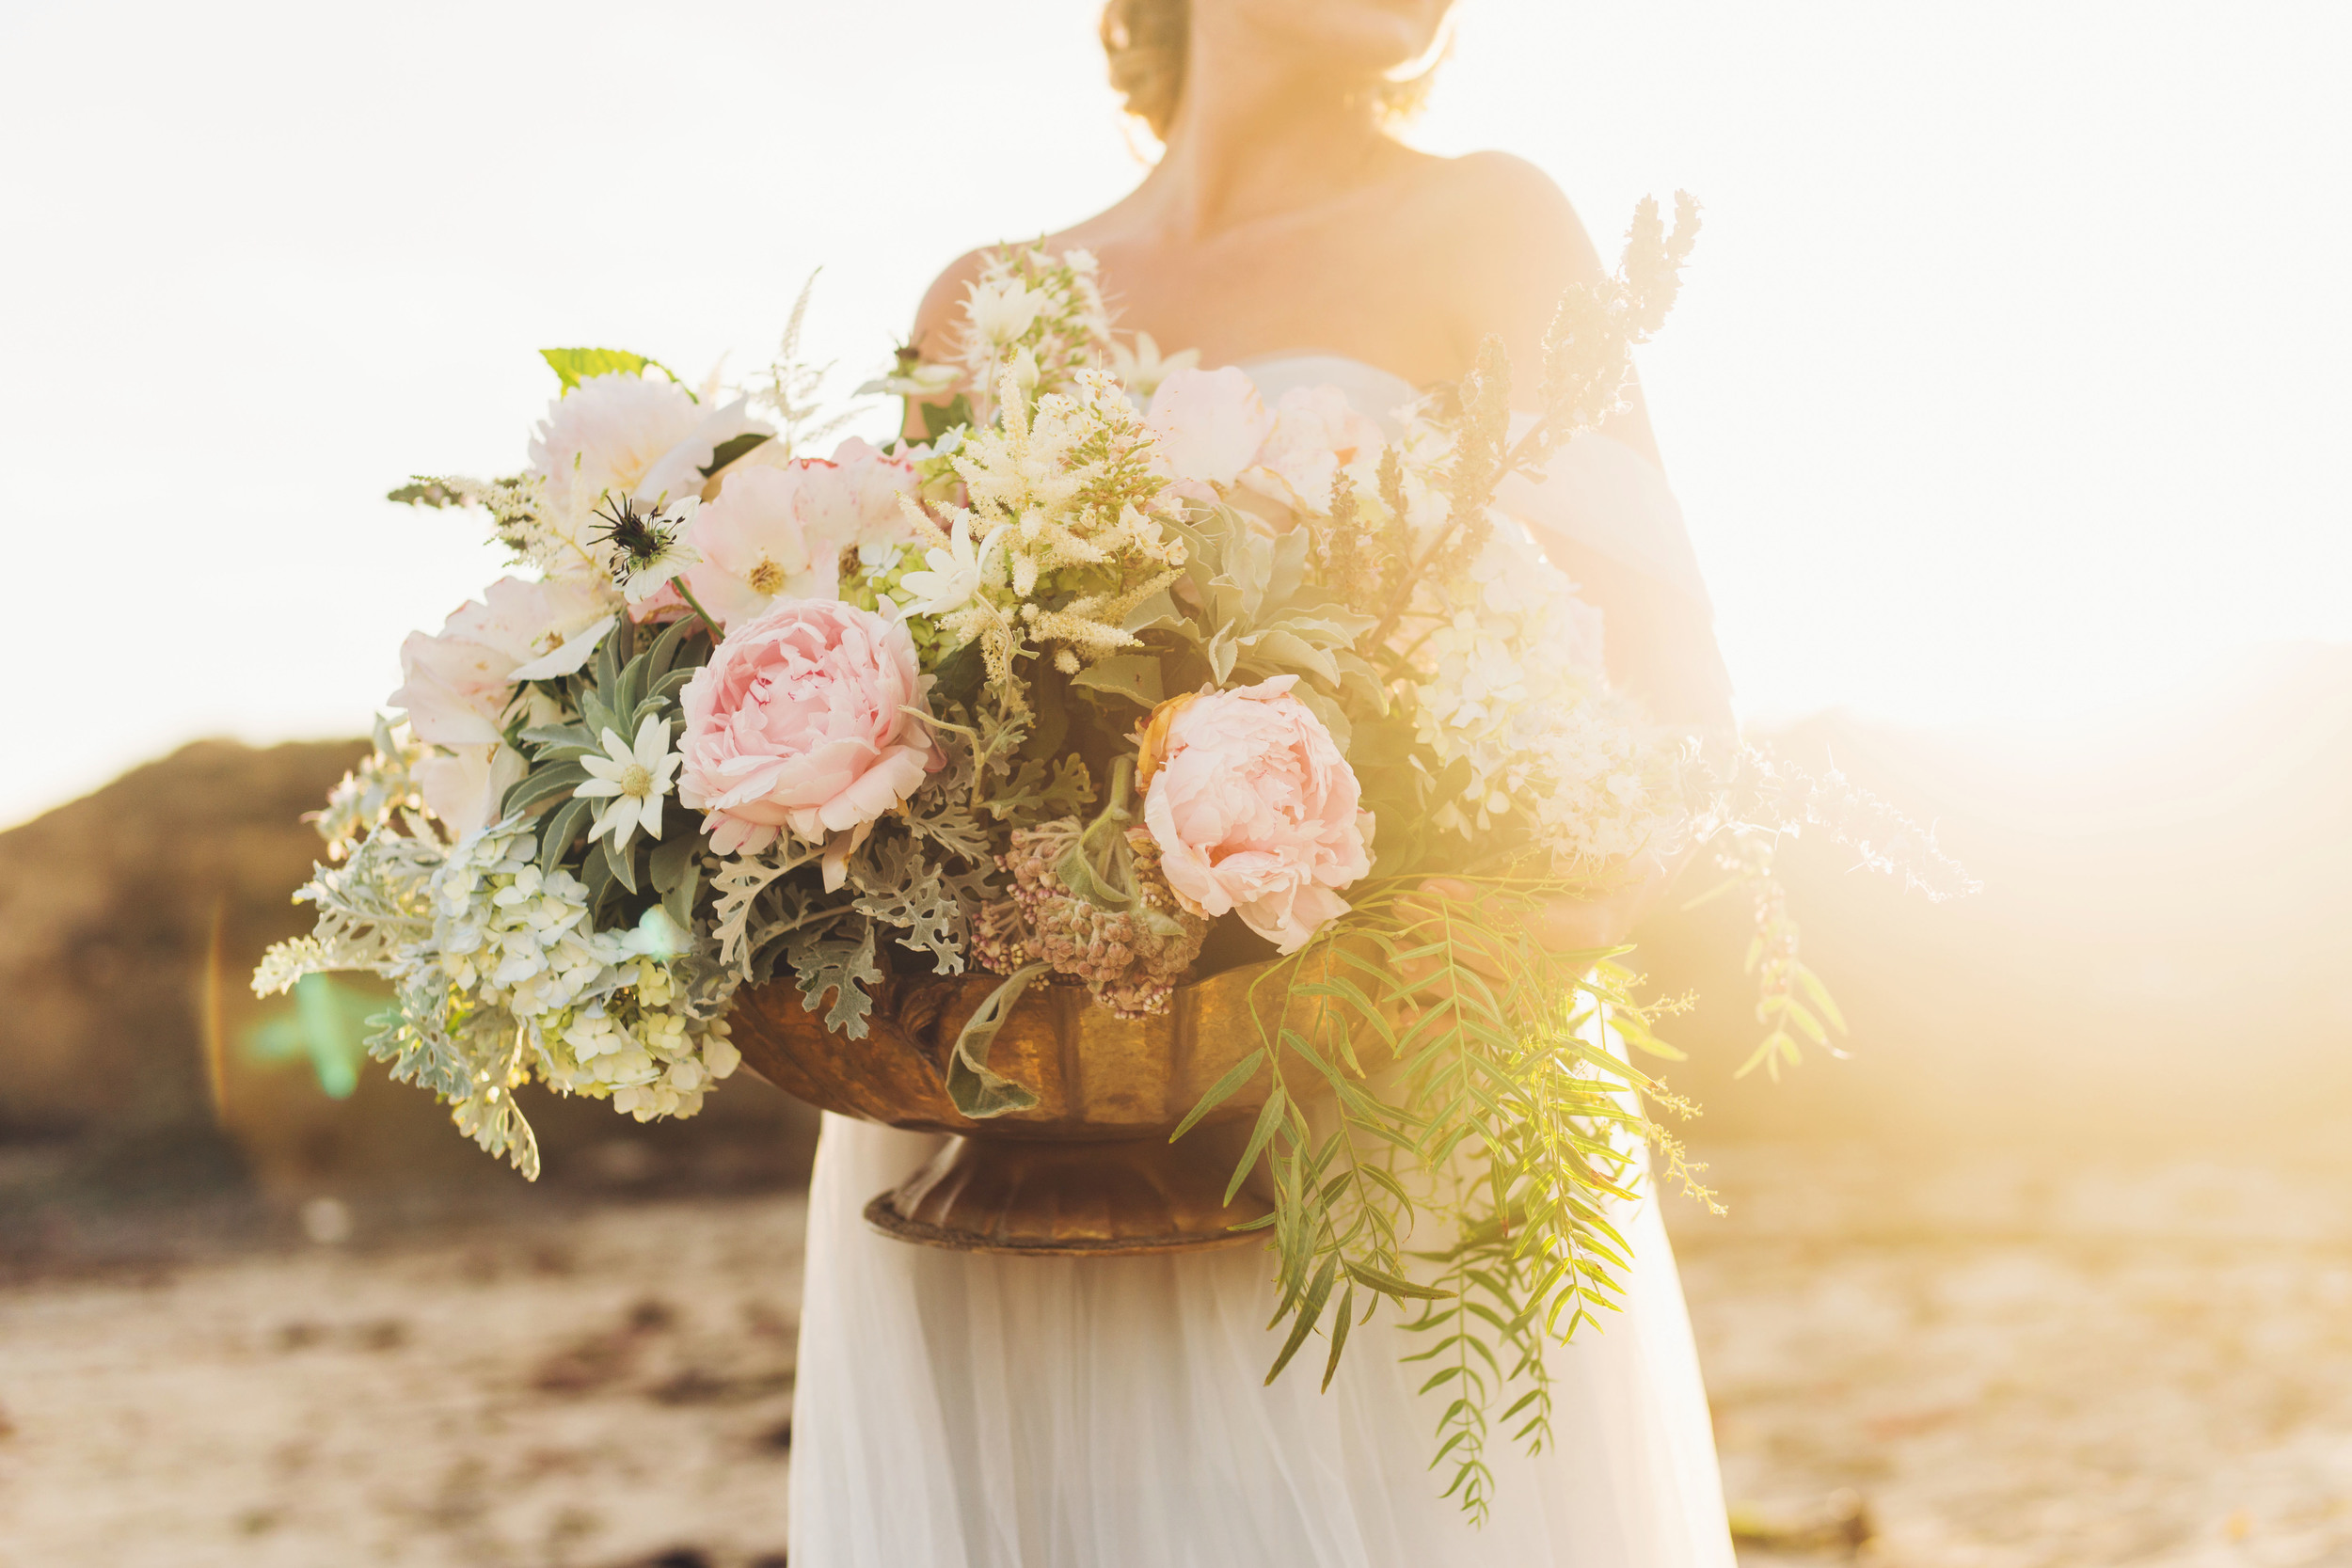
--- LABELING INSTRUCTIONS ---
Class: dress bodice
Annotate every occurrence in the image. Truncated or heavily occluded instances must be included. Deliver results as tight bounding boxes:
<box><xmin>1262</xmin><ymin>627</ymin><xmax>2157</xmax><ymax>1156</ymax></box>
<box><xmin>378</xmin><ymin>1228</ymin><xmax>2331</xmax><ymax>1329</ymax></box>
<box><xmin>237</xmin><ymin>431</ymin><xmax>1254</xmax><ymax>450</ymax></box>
<box><xmin>1237</xmin><ymin>353</ymin><xmax>1713</xmax><ymax>615</ymax></box>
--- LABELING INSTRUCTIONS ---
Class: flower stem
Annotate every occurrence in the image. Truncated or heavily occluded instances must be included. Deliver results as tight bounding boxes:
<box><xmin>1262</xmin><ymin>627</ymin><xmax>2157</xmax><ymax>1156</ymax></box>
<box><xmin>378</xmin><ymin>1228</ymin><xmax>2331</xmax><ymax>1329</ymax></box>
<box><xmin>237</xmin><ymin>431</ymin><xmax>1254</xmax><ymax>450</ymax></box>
<box><xmin>672</xmin><ymin>578</ymin><xmax>726</xmax><ymax>643</ymax></box>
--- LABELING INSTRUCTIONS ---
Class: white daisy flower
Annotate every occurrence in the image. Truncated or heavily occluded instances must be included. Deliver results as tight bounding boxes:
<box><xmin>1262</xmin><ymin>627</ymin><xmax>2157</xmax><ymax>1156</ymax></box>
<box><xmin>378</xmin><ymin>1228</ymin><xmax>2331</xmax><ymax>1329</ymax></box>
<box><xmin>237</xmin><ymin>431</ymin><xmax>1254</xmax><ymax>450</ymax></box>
<box><xmin>593</xmin><ymin>494</ymin><xmax>703</xmax><ymax>607</ymax></box>
<box><xmin>897</xmin><ymin>508</ymin><xmax>1006</xmax><ymax>618</ymax></box>
<box><xmin>576</xmin><ymin>714</ymin><xmax>681</xmax><ymax>853</ymax></box>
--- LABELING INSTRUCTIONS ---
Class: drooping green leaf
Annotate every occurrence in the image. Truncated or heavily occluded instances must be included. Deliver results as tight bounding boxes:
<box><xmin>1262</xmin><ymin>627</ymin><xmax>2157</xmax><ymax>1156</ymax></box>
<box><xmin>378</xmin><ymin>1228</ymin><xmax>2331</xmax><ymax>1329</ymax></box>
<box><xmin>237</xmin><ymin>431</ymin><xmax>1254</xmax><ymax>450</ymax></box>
<box><xmin>942</xmin><ymin>962</ymin><xmax>1045</xmax><ymax>1118</ymax></box>
<box><xmin>1169</xmin><ymin>1048</ymin><xmax>1265</xmax><ymax>1144</ymax></box>
<box><xmin>1069</xmin><ymin>653</ymin><xmax>1165</xmax><ymax>708</ymax></box>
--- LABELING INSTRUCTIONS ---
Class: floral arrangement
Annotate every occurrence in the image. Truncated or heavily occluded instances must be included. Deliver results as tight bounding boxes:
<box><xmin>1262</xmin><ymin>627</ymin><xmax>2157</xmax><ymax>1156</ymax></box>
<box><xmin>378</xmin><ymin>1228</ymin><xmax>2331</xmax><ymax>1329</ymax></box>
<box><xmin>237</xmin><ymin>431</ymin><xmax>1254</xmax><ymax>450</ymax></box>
<box><xmin>258</xmin><ymin>198</ymin><xmax>1971</xmax><ymax>1517</ymax></box>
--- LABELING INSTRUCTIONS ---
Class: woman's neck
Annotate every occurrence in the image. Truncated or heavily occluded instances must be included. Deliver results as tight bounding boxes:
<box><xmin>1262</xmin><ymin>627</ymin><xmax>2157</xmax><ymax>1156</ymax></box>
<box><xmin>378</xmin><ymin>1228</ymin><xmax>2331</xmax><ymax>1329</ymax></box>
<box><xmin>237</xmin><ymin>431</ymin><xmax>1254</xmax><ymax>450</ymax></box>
<box><xmin>1139</xmin><ymin>24</ymin><xmax>1410</xmax><ymax>241</ymax></box>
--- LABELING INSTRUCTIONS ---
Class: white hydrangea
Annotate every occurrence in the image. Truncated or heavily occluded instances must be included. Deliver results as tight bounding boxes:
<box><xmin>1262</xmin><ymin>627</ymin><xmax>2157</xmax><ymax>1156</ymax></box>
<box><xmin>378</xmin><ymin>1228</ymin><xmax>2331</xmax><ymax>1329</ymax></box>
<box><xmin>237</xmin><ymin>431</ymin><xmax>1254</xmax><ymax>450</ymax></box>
<box><xmin>1408</xmin><ymin>522</ymin><xmax>1683</xmax><ymax>876</ymax></box>
<box><xmin>424</xmin><ymin>823</ymin><xmax>740</xmax><ymax>1119</ymax></box>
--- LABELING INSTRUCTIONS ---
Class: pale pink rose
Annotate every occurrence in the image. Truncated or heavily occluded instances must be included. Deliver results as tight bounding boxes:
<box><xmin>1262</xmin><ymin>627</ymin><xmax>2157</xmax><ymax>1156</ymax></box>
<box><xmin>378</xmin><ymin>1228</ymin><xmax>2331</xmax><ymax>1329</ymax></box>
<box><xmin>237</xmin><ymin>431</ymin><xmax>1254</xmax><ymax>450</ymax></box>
<box><xmin>1145</xmin><ymin>366</ymin><xmax>1275</xmax><ymax>486</ymax></box>
<box><xmin>676</xmin><ymin>599</ymin><xmax>941</xmax><ymax>879</ymax></box>
<box><xmin>681</xmin><ymin>437</ymin><xmax>922</xmax><ymax>630</ymax></box>
<box><xmin>1140</xmin><ymin>675</ymin><xmax>1375</xmax><ymax>954</ymax></box>
<box><xmin>1238</xmin><ymin>386</ymin><xmax>1386</xmax><ymax>516</ymax></box>
<box><xmin>389</xmin><ymin>576</ymin><xmax>616</xmax><ymax>747</ymax></box>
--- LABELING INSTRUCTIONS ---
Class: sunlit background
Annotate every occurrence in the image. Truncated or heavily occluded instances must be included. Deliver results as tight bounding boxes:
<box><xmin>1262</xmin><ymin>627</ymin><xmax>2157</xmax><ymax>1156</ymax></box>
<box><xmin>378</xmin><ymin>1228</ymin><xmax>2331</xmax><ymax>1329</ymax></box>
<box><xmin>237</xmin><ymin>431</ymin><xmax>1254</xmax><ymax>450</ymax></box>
<box><xmin>6</xmin><ymin>0</ymin><xmax>2348</xmax><ymax>826</ymax></box>
<box><xmin>5</xmin><ymin>5</ymin><xmax>2350</xmax><ymax>1564</ymax></box>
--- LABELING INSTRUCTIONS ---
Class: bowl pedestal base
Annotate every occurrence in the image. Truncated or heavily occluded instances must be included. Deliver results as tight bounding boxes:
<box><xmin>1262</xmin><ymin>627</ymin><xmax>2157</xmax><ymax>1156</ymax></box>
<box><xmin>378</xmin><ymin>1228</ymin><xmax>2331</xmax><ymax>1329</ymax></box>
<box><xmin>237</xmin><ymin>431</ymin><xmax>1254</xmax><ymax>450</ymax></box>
<box><xmin>863</xmin><ymin>1133</ymin><xmax>1271</xmax><ymax>1257</ymax></box>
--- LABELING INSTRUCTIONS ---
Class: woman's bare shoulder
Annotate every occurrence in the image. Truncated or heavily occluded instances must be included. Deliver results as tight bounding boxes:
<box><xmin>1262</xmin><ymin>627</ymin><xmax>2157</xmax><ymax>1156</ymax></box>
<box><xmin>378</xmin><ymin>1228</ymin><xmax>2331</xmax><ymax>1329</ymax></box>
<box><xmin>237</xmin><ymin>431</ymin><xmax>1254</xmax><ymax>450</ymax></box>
<box><xmin>1422</xmin><ymin>150</ymin><xmax>1608</xmax><ymax>287</ymax></box>
<box><xmin>909</xmin><ymin>246</ymin><xmax>996</xmax><ymax>360</ymax></box>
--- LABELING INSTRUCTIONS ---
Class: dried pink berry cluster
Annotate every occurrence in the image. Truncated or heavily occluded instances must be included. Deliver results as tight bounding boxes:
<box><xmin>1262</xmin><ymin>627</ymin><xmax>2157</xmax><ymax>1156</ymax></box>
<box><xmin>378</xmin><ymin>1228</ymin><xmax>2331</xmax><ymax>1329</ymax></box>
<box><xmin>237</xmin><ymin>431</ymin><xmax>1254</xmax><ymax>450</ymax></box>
<box><xmin>973</xmin><ymin>817</ymin><xmax>1209</xmax><ymax>1018</ymax></box>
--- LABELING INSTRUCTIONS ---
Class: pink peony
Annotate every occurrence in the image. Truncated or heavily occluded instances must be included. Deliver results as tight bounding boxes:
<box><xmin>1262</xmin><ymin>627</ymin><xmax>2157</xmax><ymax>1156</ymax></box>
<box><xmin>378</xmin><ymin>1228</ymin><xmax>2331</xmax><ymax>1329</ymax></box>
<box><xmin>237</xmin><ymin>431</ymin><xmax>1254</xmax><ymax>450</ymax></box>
<box><xmin>1139</xmin><ymin>676</ymin><xmax>1374</xmax><ymax>954</ymax></box>
<box><xmin>389</xmin><ymin>575</ymin><xmax>614</xmax><ymax>746</ymax></box>
<box><xmin>1238</xmin><ymin>385</ymin><xmax>1386</xmax><ymax>516</ymax></box>
<box><xmin>414</xmin><ymin>743</ymin><xmax>528</xmax><ymax>841</ymax></box>
<box><xmin>681</xmin><ymin>437</ymin><xmax>922</xmax><ymax>630</ymax></box>
<box><xmin>388</xmin><ymin>575</ymin><xmax>615</xmax><ymax>837</ymax></box>
<box><xmin>1145</xmin><ymin>366</ymin><xmax>1275</xmax><ymax>486</ymax></box>
<box><xmin>675</xmin><ymin>599</ymin><xmax>940</xmax><ymax>879</ymax></box>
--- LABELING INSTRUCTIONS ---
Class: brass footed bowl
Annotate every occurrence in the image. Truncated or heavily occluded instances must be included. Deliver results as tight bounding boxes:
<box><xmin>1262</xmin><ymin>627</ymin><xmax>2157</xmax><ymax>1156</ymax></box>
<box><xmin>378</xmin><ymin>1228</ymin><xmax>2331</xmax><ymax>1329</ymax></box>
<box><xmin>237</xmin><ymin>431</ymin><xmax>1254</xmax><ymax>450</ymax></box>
<box><xmin>729</xmin><ymin>957</ymin><xmax>1313</xmax><ymax>1256</ymax></box>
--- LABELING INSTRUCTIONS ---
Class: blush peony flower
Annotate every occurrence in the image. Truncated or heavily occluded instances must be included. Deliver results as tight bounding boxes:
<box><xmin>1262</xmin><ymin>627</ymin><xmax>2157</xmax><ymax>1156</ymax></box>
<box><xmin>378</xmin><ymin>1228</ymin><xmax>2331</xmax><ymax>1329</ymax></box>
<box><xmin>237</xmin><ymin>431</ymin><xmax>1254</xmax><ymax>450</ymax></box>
<box><xmin>1238</xmin><ymin>385</ymin><xmax>1386</xmax><ymax>517</ymax></box>
<box><xmin>681</xmin><ymin>437</ymin><xmax>922</xmax><ymax>630</ymax></box>
<box><xmin>526</xmin><ymin>372</ymin><xmax>771</xmax><ymax>564</ymax></box>
<box><xmin>675</xmin><ymin>599</ymin><xmax>940</xmax><ymax>880</ymax></box>
<box><xmin>1145</xmin><ymin>366</ymin><xmax>1275</xmax><ymax>486</ymax></box>
<box><xmin>1138</xmin><ymin>675</ymin><xmax>1375</xmax><ymax>954</ymax></box>
<box><xmin>415</xmin><ymin>741</ymin><xmax>528</xmax><ymax>841</ymax></box>
<box><xmin>389</xmin><ymin>576</ymin><xmax>616</xmax><ymax>748</ymax></box>
<box><xmin>389</xmin><ymin>575</ymin><xmax>615</xmax><ymax>837</ymax></box>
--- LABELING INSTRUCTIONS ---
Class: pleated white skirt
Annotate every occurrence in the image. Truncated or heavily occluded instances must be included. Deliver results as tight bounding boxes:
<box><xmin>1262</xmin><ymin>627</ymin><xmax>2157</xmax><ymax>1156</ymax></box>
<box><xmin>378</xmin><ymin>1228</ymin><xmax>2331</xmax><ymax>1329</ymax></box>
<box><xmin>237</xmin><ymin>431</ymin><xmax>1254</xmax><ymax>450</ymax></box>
<box><xmin>787</xmin><ymin>1112</ymin><xmax>1735</xmax><ymax>1567</ymax></box>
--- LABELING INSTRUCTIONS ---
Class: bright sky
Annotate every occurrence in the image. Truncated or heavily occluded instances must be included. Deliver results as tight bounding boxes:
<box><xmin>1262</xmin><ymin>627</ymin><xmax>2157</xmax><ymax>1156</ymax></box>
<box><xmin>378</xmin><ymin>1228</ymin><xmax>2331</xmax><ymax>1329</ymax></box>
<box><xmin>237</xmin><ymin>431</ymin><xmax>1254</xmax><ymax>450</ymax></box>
<box><xmin>5</xmin><ymin>1</ymin><xmax>2345</xmax><ymax>828</ymax></box>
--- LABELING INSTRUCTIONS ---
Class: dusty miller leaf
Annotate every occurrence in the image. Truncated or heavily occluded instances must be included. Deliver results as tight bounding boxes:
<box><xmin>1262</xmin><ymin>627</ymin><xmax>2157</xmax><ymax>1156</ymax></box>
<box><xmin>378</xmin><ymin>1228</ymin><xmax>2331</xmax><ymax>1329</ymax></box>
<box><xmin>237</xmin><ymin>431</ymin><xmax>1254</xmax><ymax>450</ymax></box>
<box><xmin>787</xmin><ymin>921</ymin><xmax>882</xmax><ymax>1037</ymax></box>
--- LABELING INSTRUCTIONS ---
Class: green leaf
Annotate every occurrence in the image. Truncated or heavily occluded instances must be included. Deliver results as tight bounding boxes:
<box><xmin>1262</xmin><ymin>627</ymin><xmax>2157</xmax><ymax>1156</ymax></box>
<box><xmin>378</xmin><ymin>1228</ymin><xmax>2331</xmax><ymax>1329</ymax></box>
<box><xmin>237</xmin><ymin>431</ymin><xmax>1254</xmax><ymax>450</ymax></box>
<box><xmin>1344</xmin><ymin>1260</ymin><xmax>1450</xmax><ymax>1301</ymax></box>
<box><xmin>1226</xmin><ymin>1088</ymin><xmax>1291</xmax><ymax>1206</ymax></box>
<box><xmin>1244</xmin><ymin>627</ymin><xmax>1340</xmax><ymax>685</ymax></box>
<box><xmin>1068</xmin><ymin>653</ymin><xmax>1165</xmax><ymax>708</ymax></box>
<box><xmin>661</xmin><ymin>847</ymin><xmax>700</xmax><ymax>931</ymax></box>
<box><xmin>1796</xmin><ymin>964</ymin><xmax>1849</xmax><ymax>1034</ymax></box>
<box><xmin>943</xmin><ymin>963</ymin><xmax>1045</xmax><ymax>1119</ymax></box>
<box><xmin>918</xmin><ymin>393</ymin><xmax>973</xmax><ymax>443</ymax></box>
<box><xmin>540</xmin><ymin>347</ymin><xmax>675</xmax><ymax>392</ymax></box>
<box><xmin>930</xmin><ymin>639</ymin><xmax>986</xmax><ymax>709</ymax></box>
<box><xmin>644</xmin><ymin>613</ymin><xmax>692</xmax><ymax>684</ymax></box>
<box><xmin>537</xmin><ymin>796</ymin><xmax>593</xmax><ymax>875</ymax></box>
<box><xmin>647</xmin><ymin>827</ymin><xmax>699</xmax><ymax>895</ymax></box>
<box><xmin>701</xmin><ymin>432</ymin><xmax>771</xmax><ymax>477</ymax></box>
<box><xmin>1319</xmin><ymin>1281</ymin><xmax>1358</xmax><ymax>1391</ymax></box>
<box><xmin>501</xmin><ymin>760</ymin><xmax>589</xmax><ymax>818</ymax></box>
<box><xmin>1169</xmin><ymin>1048</ymin><xmax>1265</xmax><ymax>1144</ymax></box>
<box><xmin>1263</xmin><ymin>1252</ymin><xmax>1339</xmax><ymax>1385</ymax></box>
<box><xmin>600</xmin><ymin>832</ymin><xmax>640</xmax><ymax>895</ymax></box>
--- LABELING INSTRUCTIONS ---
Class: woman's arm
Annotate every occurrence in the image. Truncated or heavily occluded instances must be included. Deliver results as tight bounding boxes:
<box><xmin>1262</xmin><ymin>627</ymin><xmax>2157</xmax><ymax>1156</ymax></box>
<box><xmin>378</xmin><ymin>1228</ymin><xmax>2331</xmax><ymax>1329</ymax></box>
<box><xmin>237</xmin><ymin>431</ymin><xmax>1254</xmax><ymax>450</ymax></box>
<box><xmin>1425</xmin><ymin>152</ymin><xmax>1731</xmax><ymax>733</ymax></box>
<box><xmin>900</xmin><ymin>248</ymin><xmax>992</xmax><ymax>439</ymax></box>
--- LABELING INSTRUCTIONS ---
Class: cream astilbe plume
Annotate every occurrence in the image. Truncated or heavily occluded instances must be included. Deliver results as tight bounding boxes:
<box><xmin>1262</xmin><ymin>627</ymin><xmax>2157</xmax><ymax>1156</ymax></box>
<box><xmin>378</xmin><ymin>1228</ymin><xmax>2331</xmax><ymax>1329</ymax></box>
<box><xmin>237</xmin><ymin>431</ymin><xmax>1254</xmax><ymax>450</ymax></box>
<box><xmin>954</xmin><ymin>246</ymin><xmax>1114</xmax><ymax>420</ymax></box>
<box><xmin>901</xmin><ymin>367</ymin><xmax>1184</xmax><ymax>709</ymax></box>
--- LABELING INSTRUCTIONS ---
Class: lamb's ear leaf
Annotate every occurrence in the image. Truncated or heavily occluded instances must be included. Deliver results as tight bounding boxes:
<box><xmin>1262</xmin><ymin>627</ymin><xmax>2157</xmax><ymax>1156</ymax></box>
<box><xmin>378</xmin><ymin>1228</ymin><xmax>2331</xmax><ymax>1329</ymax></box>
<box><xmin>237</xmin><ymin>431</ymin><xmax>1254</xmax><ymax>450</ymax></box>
<box><xmin>580</xmin><ymin>832</ymin><xmax>618</xmax><ymax>905</ymax></box>
<box><xmin>644</xmin><ymin>615</ymin><xmax>692</xmax><ymax>684</ymax></box>
<box><xmin>944</xmin><ymin>964</ymin><xmax>1046</xmax><ymax>1119</ymax></box>
<box><xmin>660</xmin><ymin>846</ymin><xmax>702</xmax><ymax>932</ymax></box>
<box><xmin>537</xmin><ymin>796</ymin><xmax>593</xmax><ymax>875</ymax></box>
<box><xmin>648</xmin><ymin>828</ymin><xmax>699</xmax><ymax>896</ymax></box>
<box><xmin>502</xmin><ymin>760</ymin><xmax>589</xmax><ymax>818</ymax></box>
<box><xmin>1069</xmin><ymin>654</ymin><xmax>1165</xmax><ymax>709</ymax></box>
<box><xmin>602</xmin><ymin>834</ymin><xmax>641</xmax><ymax>895</ymax></box>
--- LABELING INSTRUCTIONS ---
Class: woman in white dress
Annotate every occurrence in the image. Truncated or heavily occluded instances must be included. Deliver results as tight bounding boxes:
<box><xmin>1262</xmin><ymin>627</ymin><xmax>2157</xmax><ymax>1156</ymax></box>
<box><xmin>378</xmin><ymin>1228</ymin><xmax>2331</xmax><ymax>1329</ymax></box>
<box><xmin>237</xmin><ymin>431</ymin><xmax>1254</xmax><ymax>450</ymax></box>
<box><xmin>791</xmin><ymin>3</ymin><xmax>1739</xmax><ymax>1562</ymax></box>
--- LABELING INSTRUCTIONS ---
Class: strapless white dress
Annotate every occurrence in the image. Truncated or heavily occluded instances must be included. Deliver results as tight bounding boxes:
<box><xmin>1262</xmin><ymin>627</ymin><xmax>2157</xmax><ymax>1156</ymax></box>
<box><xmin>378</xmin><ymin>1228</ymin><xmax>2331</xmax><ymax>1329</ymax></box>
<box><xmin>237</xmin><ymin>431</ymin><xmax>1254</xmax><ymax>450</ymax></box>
<box><xmin>787</xmin><ymin>358</ymin><xmax>1736</xmax><ymax>1568</ymax></box>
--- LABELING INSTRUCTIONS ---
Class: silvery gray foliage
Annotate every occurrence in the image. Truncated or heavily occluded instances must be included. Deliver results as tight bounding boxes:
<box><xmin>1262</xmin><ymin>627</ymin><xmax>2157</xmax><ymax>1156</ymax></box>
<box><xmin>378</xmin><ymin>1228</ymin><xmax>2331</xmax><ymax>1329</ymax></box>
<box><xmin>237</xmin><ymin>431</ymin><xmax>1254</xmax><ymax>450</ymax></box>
<box><xmin>787</xmin><ymin>921</ymin><xmax>883</xmax><ymax>1036</ymax></box>
<box><xmin>848</xmin><ymin>829</ymin><xmax>967</xmax><ymax>976</ymax></box>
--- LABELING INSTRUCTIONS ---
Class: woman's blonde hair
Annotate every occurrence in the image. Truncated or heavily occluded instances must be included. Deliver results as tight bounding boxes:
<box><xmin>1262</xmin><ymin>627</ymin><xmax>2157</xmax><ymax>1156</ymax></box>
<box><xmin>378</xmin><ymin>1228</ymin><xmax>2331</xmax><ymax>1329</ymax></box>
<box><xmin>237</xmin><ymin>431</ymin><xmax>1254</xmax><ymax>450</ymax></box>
<box><xmin>1100</xmin><ymin>0</ymin><xmax>1449</xmax><ymax>141</ymax></box>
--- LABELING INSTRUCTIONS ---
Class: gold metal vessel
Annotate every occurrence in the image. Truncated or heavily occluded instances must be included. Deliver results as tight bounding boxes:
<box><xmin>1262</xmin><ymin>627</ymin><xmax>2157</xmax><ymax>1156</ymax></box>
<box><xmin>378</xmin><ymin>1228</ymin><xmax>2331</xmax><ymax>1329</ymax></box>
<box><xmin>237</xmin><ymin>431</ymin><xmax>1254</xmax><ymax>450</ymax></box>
<box><xmin>729</xmin><ymin>958</ymin><xmax>1316</xmax><ymax>1256</ymax></box>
